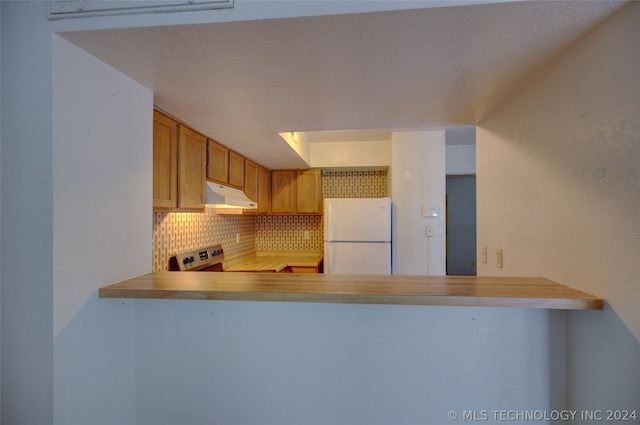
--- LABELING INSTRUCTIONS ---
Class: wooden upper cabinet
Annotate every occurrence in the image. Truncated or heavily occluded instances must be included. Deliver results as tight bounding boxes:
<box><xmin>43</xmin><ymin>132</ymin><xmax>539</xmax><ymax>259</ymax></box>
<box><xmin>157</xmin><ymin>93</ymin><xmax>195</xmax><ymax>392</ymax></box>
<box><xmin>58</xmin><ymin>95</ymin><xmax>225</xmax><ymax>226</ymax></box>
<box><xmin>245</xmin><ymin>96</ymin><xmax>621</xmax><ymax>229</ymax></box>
<box><xmin>271</xmin><ymin>170</ymin><xmax>296</xmax><ymax>213</ymax></box>
<box><xmin>257</xmin><ymin>166</ymin><xmax>271</xmax><ymax>214</ymax></box>
<box><xmin>244</xmin><ymin>159</ymin><xmax>259</xmax><ymax>202</ymax></box>
<box><xmin>207</xmin><ymin>139</ymin><xmax>229</xmax><ymax>183</ymax></box>
<box><xmin>153</xmin><ymin>111</ymin><xmax>178</xmax><ymax>209</ymax></box>
<box><xmin>177</xmin><ymin>125</ymin><xmax>207</xmax><ymax>210</ymax></box>
<box><xmin>228</xmin><ymin>151</ymin><xmax>245</xmax><ymax>189</ymax></box>
<box><xmin>296</xmin><ymin>169</ymin><xmax>322</xmax><ymax>214</ymax></box>
<box><xmin>270</xmin><ymin>169</ymin><xmax>323</xmax><ymax>214</ymax></box>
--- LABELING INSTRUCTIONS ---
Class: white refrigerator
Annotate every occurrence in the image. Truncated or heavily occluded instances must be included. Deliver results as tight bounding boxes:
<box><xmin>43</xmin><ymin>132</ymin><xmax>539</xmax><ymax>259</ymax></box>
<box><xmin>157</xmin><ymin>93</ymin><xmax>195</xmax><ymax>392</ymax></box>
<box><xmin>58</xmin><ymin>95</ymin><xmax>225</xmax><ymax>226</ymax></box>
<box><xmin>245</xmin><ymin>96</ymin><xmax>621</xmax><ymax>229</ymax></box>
<box><xmin>323</xmin><ymin>197</ymin><xmax>392</xmax><ymax>274</ymax></box>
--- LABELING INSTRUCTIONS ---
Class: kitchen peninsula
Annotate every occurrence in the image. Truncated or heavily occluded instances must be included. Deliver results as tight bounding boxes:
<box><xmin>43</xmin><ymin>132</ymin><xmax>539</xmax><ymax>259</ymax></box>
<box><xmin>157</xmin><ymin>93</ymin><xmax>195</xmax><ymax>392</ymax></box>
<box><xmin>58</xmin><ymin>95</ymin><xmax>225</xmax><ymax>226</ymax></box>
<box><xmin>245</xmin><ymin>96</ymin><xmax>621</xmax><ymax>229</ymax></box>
<box><xmin>99</xmin><ymin>274</ymin><xmax>603</xmax><ymax>310</ymax></box>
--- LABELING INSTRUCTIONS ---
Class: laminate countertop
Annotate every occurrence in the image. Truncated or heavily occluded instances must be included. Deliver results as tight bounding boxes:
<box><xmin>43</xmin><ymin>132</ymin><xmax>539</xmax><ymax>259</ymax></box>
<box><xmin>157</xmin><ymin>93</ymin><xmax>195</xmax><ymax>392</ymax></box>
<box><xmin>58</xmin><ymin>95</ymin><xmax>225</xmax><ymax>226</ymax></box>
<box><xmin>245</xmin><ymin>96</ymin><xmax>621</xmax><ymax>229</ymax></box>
<box><xmin>224</xmin><ymin>253</ymin><xmax>323</xmax><ymax>273</ymax></box>
<box><xmin>99</xmin><ymin>273</ymin><xmax>604</xmax><ymax>310</ymax></box>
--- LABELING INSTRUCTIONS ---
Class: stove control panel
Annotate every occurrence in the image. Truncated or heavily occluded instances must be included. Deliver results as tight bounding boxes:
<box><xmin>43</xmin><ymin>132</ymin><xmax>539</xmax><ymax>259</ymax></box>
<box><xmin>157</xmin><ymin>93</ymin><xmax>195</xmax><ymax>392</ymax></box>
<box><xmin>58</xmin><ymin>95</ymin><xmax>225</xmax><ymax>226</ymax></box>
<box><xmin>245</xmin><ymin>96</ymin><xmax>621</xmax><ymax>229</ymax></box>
<box><xmin>175</xmin><ymin>244</ymin><xmax>224</xmax><ymax>271</ymax></box>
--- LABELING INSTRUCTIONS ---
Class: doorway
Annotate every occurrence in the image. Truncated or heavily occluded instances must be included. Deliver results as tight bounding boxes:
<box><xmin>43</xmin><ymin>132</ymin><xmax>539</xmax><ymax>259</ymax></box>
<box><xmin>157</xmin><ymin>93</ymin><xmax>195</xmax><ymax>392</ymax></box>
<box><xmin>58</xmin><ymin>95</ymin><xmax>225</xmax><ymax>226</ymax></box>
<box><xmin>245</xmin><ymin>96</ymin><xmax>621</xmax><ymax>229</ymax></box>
<box><xmin>446</xmin><ymin>175</ymin><xmax>476</xmax><ymax>275</ymax></box>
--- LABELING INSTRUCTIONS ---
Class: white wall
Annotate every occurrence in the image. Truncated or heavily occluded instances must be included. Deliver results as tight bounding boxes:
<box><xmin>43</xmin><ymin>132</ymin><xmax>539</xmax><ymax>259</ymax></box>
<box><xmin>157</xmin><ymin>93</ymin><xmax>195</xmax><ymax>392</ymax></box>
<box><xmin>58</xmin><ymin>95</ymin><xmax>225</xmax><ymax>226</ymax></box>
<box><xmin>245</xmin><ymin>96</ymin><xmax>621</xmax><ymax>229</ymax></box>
<box><xmin>446</xmin><ymin>144</ymin><xmax>476</xmax><ymax>175</ymax></box>
<box><xmin>477</xmin><ymin>0</ymin><xmax>639</xmax><ymax>414</ymax></box>
<box><xmin>446</xmin><ymin>126</ymin><xmax>476</xmax><ymax>175</ymax></box>
<box><xmin>135</xmin><ymin>300</ymin><xmax>560</xmax><ymax>425</ymax></box>
<box><xmin>391</xmin><ymin>131</ymin><xmax>446</xmax><ymax>275</ymax></box>
<box><xmin>0</xmin><ymin>4</ymin><xmax>3</xmax><ymax>419</ymax></box>
<box><xmin>1</xmin><ymin>3</ymin><xmax>54</xmax><ymax>423</ymax></box>
<box><xmin>52</xmin><ymin>36</ymin><xmax>152</xmax><ymax>424</ymax></box>
<box><xmin>310</xmin><ymin>139</ymin><xmax>391</xmax><ymax>169</ymax></box>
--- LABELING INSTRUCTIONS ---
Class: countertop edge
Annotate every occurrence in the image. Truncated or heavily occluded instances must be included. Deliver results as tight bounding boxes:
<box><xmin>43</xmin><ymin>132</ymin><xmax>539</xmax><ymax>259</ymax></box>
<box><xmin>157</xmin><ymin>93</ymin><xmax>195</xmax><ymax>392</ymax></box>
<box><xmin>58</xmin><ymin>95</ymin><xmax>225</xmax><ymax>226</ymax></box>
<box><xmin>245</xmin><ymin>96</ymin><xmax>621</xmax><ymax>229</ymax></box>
<box><xmin>98</xmin><ymin>273</ymin><xmax>604</xmax><ymax>311</ymax></box>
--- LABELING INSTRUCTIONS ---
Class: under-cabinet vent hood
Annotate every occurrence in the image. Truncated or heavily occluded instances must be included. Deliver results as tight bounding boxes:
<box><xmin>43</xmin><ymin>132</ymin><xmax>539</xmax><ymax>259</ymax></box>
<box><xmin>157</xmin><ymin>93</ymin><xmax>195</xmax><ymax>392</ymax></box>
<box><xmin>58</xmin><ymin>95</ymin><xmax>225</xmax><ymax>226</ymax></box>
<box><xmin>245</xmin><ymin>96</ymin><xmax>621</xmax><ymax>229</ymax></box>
<box><xmin>205</xmin><ymin>182</ymin><xmax>257</xmax><ymax>210</ymax></box>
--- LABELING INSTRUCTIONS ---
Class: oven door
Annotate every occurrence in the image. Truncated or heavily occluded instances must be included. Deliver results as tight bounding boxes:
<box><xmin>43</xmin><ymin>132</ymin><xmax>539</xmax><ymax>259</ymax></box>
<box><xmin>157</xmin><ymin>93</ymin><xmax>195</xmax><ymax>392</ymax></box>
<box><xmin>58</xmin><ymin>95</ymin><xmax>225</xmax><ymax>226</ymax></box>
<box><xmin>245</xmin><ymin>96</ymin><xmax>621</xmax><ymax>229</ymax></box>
<box><xmin>198</xmin><ymin>263</ymin><xmax>224</xmax><ymax>272</ymax></box>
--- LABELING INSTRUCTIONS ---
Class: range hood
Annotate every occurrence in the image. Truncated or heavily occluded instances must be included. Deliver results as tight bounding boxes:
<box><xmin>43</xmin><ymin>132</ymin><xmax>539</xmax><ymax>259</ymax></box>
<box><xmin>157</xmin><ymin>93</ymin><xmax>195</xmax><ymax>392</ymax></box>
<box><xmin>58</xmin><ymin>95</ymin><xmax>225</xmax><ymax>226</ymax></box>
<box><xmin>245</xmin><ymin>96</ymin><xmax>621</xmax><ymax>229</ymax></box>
<box><xmin>205</xmin><ymin>182</ymin><xmax>257</xmax><ymax>210</ymax></box>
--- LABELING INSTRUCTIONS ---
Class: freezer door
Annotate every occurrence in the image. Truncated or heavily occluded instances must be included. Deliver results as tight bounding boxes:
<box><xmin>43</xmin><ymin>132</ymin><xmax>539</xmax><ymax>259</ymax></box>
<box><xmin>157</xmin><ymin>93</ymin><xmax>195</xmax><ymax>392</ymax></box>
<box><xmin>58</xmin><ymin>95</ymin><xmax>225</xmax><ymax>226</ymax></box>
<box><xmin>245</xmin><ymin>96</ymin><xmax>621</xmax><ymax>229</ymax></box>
<box><xmin>324</xmin><ymin>242</ymin><xmax>391</xmax><ymax>274</ymax></box>
<box><xmin>324</xmin><ymin>197</ymin><xmax>391</xmax><ymax>242</ymax></box>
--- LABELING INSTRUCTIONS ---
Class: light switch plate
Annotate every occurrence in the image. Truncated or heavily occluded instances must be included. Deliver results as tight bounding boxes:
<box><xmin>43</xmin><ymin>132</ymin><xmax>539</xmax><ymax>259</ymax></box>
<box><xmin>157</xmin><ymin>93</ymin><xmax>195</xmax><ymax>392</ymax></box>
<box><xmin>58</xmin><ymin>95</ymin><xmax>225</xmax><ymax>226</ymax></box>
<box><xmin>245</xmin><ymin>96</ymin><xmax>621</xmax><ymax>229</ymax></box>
<box><xmin>422</xmin><ymin>204</ymin><xmax>440</xmax><ymax>217</ymax></box>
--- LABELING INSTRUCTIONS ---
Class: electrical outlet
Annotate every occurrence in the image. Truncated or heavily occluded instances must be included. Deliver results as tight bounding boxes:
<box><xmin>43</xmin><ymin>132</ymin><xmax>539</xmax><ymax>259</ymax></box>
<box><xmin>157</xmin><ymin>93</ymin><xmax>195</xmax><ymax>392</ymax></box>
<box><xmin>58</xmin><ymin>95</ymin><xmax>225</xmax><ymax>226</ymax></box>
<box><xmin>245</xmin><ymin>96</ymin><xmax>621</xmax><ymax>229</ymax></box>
<box><xmin>236</xmin><ymin>233</ymin><xmax>240</xmax><ymax>243</ymax></box>
<box><xmin>497</xmin><ymin>248</ymin><xmax>503</xmax><ymax>269</ymax></box>
<box><xmin>303</xmin><ymin>230</ymin><xmax>310</xmax><ymax>240</ymax></box>
<box><xmin>481</xmin><ymin>246</ymin><xmax>488</xmax><ymax>264</ymax></box>
<box><xmin>425</xmin><ymin>224</ymin><xmax>434</xmax><ymax>237</ymax></box>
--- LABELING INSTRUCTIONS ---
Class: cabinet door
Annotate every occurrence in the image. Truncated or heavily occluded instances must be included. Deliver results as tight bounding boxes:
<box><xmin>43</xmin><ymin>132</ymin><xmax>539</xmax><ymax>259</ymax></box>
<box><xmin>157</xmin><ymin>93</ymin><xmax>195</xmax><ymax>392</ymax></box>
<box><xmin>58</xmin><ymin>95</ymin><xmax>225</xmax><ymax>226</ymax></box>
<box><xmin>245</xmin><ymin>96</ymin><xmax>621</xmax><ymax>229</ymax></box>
<box><xmin>153</xmin><ymin>111</ymin><xmax>178</xmax><ymax>209</ymax></box>
<box><xmin>296</xmin><ymin>169</ymin><xmax>322</xmax><ymax>214</ymax></box>
<box><xmin>257</xmin><ymin>166</ymin><xmax>271</xmax><ymax>214</ymax></box>
<box><xmin>271</xmin><ymin>170</ymin><xmax>296</xmax><ymax>213</ymax></box>
<box><xmin>289</xmin><ymin>266</ymin><xmax>319</xmax><ymax>273</ymax></box>
<box><xmin>177</xmin><ymin>126</ymin><xmax>206</xmax><ymax>210</ymax></box>
<box><xmin>228</xmin><ymin>151</ymin><xmax>245</xmax><ymax>189</ymax></box>
<box><xmin>244</xmin><ymin>159</ymin><xmax>258</xmax><ymax>202</ymax></box>
<box><xmin>207</xmin><ymin>139</ymin><xmax>229</xmax><ymax>183</ymax></box>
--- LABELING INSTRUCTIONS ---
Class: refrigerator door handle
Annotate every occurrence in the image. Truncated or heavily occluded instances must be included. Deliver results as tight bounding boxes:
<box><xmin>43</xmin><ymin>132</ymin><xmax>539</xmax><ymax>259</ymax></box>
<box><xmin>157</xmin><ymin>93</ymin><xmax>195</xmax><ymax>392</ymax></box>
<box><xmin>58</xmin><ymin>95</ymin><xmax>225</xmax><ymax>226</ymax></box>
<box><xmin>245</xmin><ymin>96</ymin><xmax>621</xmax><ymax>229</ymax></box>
<box><xmin>329</xmin><ymin>243</ymin><xmax>335</xmax><ymax>274</ymax></box>
<box><xmin>326</xmin><ymin>202</ymin><xmax>333</xmax><ymax>241</ymax></box>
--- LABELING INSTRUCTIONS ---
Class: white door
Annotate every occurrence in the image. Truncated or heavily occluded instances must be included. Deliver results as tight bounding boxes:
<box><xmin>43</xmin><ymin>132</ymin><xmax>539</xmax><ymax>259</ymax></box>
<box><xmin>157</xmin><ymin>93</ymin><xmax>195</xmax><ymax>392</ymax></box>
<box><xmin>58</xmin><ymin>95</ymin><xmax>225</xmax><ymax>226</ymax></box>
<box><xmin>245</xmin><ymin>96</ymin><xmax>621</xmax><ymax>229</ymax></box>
<box><xmin>324</xmin><ymin>242</ymin><xmax>391</xmax><ymax>274</ymax></box>
<box><xmin>324</xmin><ymin>198</ymin><xmax>391</xmax><ymax>242</ymax></box>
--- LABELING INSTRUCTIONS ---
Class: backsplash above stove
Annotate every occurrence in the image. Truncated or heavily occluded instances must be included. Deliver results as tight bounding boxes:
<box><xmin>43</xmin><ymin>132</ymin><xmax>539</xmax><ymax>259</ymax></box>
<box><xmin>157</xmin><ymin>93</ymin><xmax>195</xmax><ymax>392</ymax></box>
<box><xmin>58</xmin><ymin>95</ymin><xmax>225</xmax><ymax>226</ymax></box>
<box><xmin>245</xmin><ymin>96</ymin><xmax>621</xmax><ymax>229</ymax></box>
<box><xmin>152</xmin><ymin>210</ymin><xmax>255</xmax><ymax>272</ymax></box>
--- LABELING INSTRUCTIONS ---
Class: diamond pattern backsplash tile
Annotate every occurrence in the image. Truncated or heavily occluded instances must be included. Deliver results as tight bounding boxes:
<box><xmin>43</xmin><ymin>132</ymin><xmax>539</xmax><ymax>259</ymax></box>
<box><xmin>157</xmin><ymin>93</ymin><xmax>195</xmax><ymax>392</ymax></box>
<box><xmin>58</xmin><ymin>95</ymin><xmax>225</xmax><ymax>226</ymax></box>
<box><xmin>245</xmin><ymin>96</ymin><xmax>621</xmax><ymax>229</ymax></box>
<box><xmin>152</xmin><ymin>209</ymin><xmax>255</xmax><ymax>272</ymax></box>
<box><xmin>152</xmin><ymin>170</ymin><xmax>388</xmax><ymax>270</ymax></box>
<box><xmin>322</xmin><ymin>169</ymin><xmax>388</xmax><ymax>198</ymax></box>
<box><xmin>255</xmin><ymin>215</ymin><xmax>323</xmax><ymax>252</ymax></box>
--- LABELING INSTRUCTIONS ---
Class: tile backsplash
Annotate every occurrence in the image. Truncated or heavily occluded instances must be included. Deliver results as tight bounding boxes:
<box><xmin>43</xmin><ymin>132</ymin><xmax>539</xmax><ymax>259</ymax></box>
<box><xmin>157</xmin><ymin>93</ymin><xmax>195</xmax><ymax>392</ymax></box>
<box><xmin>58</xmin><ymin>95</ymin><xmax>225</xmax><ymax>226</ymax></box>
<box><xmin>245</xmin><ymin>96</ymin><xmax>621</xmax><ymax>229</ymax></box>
<box><xmin>152</xmin><ymin>170</ymin><xmax>388</xmax><ymax>271</ymax></box>
<box><xmin>152</xmin><ymin>209</ymin><xmax>255</xmax><ymax>272</ymax></box>
<box><xmin>322</xmin><ymin>169</ymin><xmax>388</xmax><ymax>198</ymax></box>
<box><xmin>255</xmin><ymin>214</ymin><xmax>323</xmax><ymax>252</ymax></box>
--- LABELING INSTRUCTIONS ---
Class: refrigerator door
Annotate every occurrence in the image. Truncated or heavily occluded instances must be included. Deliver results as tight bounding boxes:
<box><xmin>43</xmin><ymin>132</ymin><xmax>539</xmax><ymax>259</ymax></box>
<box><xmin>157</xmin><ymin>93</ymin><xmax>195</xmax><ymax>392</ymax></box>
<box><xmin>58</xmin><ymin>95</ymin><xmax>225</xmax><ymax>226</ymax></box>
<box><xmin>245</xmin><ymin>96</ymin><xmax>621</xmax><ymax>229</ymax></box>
<box><xmin>324</xmin><ymin>197</ymin><xmax>391</xmax><ymax>242</ymax></box>
<box><xmin>324</xmin><ymin>242</ymin><xmax>391</xmax><ymax>274</ymax></box>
